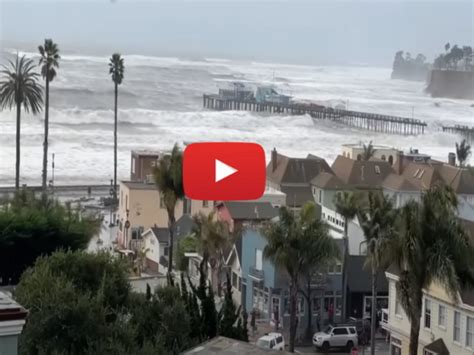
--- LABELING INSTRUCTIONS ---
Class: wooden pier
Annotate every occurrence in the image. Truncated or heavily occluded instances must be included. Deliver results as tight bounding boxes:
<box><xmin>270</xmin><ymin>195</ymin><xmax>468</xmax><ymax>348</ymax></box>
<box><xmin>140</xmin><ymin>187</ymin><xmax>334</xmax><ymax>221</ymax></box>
<box><xmin>203</xmin><ymin>94</ymin><xmax>427</xmax><ymax>135</ymax></box>
<box><xmin>442</xmin><ymin>125</ymin><xmax>474</xmax><ymax>141</ymax></box>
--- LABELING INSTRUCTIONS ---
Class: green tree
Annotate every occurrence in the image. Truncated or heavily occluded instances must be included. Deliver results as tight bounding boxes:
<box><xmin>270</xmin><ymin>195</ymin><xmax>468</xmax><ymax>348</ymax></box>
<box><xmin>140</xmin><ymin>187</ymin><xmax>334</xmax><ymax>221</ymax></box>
<box><xmin>393</xmin><ymin>186</ymin><xmax>474</xmax><ymax>355</ymax></box>
<box><xmin>357</xmin><ymin>192</ymin><xmax>398</xmax><ymax>355</ymax></box>
<box><xmin>445</xmin><ymin>42</ymin><xmax>451</xmax><ymax>53</ymax></box>
<box><xmin>193</xmin><ymin>211</ymin><xmax>232</xmax><ymax>295</ymax></box>
<box><xmin>38</xmin><ymin>39</ymin><xmax>60</xmax><ymax>193</ymax></box>
<box><xmin>456</xmin><ymin>139</ymin><xmax>471</xmax><ymax>167</ymax></box>
<box><xmin>263</xmin><ymin>203</ymin><xmax>336</xmax><ymax>352</ymax></box>
<box><xmin>0</xmin><ymin>55</ymin><xmax>43</xmax><ymax>189</ymax></box>
<box><xmin>463</xmin><ymin>45</ymin><xmax>472</xmax><ymax>69</ymax></box>
<box><xmin>218</xmin><ymin>272</ymin><xmax>247</xmax><ymax>341</ymax></box>
<box><xmin>297</xmin><ymin>202</ymin><xmax>339</xmax><ymax>341</ymax></box>
<box><xmin>15</xmin><ymin>250</ymin><xmax>133</xmax><ymax>354</ymax></box>
<box><xmin>109</xmin><ymin>53</ymin><xmax>124</xmax><ymax>202</ymax></box>
<box><xmin>153</xmin><ymin>144</ymin><xmax>184</xmax><ymax>275</ymax></box>
<box><xmin>362</xmin><ymin>141</ymin><xmax>375</xmax><ymax>161</ymax></box>
<box><xmin>175</xmin><ymin>234</ymin><xmax>198</xmax><ymax>271</ymax></box>
<box><xmin>0</xmin><ymin>191</ymin><xmax>100</xmax><ymax>285</ymax></box>
<box><xmin>334</xmin><ymin>191</ymin><xmax>359</xmax><ymax>320</ymax></box>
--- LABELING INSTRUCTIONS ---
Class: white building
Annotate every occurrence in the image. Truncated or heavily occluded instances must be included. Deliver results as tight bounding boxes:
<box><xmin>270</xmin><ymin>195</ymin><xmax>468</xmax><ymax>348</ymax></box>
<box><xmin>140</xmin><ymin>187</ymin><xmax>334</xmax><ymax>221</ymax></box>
<box><xmin>384</xmin><ymin>265</ymin><xmax>474</xmax><ymax>355</ymax></box>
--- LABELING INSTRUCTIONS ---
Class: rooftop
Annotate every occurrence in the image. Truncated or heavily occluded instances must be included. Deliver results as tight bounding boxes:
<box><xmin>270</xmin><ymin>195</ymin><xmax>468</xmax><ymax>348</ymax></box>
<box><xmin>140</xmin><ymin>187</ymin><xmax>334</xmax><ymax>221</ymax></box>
<box><xmin>0</xmin><ymin>291</ymin><xmax>28</xmax><ymax>322</ymax></box>
<box><xmin>183</xmin><ymin>336</ymin><xmax>292</xmax><ymax>355</ymax></box>
<box><xmin>342</xmin><ymin>143</ymin><xmax>398</xmax><ymax>150</ymax></box>
<box><xmin>222</xmin><ymin>201</ymin><xmax>279</xmax><ymax>220</ymax></box>
<box><xmin>121</xmin><ymin>181</ymin><xmax>156</xmax><ymax>190</ymax></box>
<box><xmin>131</xmin><ymin>150</ymin><xmax>164</xmax><ymax>157</ymax></box>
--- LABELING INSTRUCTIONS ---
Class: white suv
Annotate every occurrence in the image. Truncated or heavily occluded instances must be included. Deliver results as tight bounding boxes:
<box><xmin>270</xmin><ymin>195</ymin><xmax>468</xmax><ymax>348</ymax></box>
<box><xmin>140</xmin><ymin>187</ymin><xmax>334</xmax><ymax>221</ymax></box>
<box><xmin>313</xmin><ymin>325</ymin><xmax>358</xmax><ymax>352</ymax></box>
<box><xmin>256</xmin><ymin>332</ymin><xmax>285</xmax><ymax>351</ymax></box>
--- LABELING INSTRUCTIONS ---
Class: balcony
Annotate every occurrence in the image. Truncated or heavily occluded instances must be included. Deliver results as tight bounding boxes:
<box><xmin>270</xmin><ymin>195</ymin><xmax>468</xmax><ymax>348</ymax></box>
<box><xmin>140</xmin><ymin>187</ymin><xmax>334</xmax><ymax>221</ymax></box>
<box><xmin>249</xmin><ymin>266</ymin><xmax>264</xmax><ymax>281</ymax></box>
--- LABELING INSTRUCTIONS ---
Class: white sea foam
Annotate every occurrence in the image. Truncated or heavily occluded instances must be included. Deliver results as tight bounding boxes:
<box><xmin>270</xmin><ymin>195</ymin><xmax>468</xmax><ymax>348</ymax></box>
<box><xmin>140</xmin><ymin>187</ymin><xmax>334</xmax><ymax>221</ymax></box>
<box><xmin>0</xmin><ymin>50</ymin><xmax>472</xmax><ymax>186</ymax></box>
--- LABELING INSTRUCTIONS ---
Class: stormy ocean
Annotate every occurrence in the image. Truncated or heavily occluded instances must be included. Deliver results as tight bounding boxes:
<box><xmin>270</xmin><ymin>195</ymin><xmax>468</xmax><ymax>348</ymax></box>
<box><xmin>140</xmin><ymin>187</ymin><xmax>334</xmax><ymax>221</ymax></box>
<box><xmin>0</xmin><ymin>49</ymin><xmax>473</xmax><ymax>186</ymax></box>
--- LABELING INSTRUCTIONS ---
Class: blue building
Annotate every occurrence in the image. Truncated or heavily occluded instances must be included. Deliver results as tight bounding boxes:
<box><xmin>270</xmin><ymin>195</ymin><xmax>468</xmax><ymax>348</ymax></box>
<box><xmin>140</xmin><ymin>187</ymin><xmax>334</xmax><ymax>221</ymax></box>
<box><xmin>237</xmin><ymin>224</ymin><xmax>345</xmax><ymax>334</ymax></box>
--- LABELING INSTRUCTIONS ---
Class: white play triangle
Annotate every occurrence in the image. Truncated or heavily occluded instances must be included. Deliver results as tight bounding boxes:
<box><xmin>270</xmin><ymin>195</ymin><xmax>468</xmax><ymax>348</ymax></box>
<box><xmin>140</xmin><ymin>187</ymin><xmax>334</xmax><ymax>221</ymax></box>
<box><xmin>215</xmin><ymin>159</ymin><xmax>238</xmax><ymax>183</ymax></box>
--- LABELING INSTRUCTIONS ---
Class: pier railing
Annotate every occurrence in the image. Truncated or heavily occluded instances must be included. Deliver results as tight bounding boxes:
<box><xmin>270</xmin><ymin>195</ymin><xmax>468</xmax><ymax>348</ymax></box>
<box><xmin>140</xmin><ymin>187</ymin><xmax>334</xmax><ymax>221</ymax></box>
<box><xmin>203</xmin><ymin>94</ymin><xmax>427</xmax><ymax>136</ymax></box>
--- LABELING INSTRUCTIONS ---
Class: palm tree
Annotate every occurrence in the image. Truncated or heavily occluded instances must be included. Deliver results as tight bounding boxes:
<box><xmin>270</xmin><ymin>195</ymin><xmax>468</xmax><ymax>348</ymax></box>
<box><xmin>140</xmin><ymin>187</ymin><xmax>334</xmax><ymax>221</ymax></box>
<box><xmin>193</xmin><ymin>211</ymin><xmax>233</xmax><ymax>296</ymax></box>
<box><xmin>357</xmin><ymin>192</ymin><xmax>398</xmax><ymax>355</ymax></box>
<box><xmin>393</xmin><ymin>185</ymin><xmax>474</xmax><ymax>355</ymax></box>
<box><xmin>298</xmin><ymin>202</ymin><xmax>339</xmax><ymax>342</ymax></box>
<box><xmin>109</xmin><ymin>53</ymin><xmax>124</xmax><ymax>202</ymax></box>
<box><xmin>153</xmin><ymin>144</ymin><xmax>184</xmax><ymax>275</ymax></box>
<box><xmin>455</xmin><ymin>139</ymin><xmax>471</xmax><ymax>167</ymax></box>
<box><xmin>38</xmin><ymin>39</ymin><xmax>60</xmax><ymax>192</ymax></box>
<box><xmin>0</xmin><ymin>55</ymin><xmax>43</xmax><ymax>189</ymax></box>
<box><xmin>362</xmin><ymin>141</ymin><xmax>375</xmax><ymax>161</ymax></box>
<box><xmin>334</xmin><ymin>191</ymin><xmax>359</xmax><ymax>321</ymax></box>
<box><xmin>263</xmin><ymin>203</ymin><xmax>338</xmax><ymax>352</ymax></box>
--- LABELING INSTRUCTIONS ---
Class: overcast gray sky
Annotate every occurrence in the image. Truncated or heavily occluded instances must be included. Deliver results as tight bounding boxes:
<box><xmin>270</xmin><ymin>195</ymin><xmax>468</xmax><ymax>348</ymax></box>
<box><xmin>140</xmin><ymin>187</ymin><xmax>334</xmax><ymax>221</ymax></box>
<box><xmin>1</xmin><ymin>0</ymin><xmax>473</xmax><ymax>66</ymax></box>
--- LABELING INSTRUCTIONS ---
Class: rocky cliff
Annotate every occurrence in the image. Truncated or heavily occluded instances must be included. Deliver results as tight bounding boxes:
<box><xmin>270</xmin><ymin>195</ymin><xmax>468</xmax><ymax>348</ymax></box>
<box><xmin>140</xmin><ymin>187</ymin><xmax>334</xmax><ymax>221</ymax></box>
<box><xmin>426</xmin><ymin>70</ymin><xmax>474</xmax><ymax>100</ymax></box>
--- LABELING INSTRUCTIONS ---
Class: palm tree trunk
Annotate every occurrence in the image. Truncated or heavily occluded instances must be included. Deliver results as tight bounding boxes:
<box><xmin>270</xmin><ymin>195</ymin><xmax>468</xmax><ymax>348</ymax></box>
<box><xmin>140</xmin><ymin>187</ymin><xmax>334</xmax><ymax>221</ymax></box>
<box><xmin>408</xmin><ymin>313</ymin><xmax>421</xmax><ymax>355</ymax></box>
<box><xmin>113</xmin><ymin>82</ymin><xmax>118</xmax><ymax>202</ymax></box>
<box><xmin>168</xmin><ymin>214</ymin><xmax>176</xmax><ymax>274</ymax></box>
<box><xmin>289</xmin><ymin>280</ymin><xmax>298</xmax><ymax>353</ymax></box>
<box><xmin>305</xmin><ymin>276</ymin><xmax>313</xmax><ymax>341</ymax></box>
<box><xmin>15</xmin><ymin>101</ymin><xmax>21</xmax><ymax>189</ymax></box>
<box><xmin>341</xmin><ymin>218</ymin><xmax>349</xmax><ymax>321</ymax></box>
<box><xmin>42</xmin><ymin>77</ymin><xmax>50</xmax><ymax>192</ymax></box>
<box><xmin>370</xmin><ymin>262</ymin><xmax>377</xmax><ymax>355</ymax></box>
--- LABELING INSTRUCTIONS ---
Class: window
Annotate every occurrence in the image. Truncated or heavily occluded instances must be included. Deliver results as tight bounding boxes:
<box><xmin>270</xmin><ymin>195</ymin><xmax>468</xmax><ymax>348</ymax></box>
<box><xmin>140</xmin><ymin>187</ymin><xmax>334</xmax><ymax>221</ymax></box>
<box><xmin>183</xmin><ymin>198</ymin><xmax>192</xmax><ymax>215</ymax></box>
<box><xmin>438</xmin><ymin>304</ymin><xmax>446</xmax><ymax>328</ymax></box>
<box><xmin>333</xmin><ymin>328</ymin><xmax>348</xmax><ymax>335</ymax></box>
<box><xmin>454</xmin><ymin>311</ymin><xmax>461</xmax><ymax>343</ymax></box>
<box><xmin>131</xmin><ymin>157</ymin><xmax>136</xmax><ymax>174</ymax></box>
<box><xmin>424</xmin><ymin>299</ymin><xmax>431</xmax><ymax>328</ymax></box>
<box><xmin>395</xmin><ymin>295</ymin><xmax>401</xmax><ymax>317</ymax></box>
<box><xmin>312</xmin><ymin>297</ymin><xmax>321</xmax><ymax>313</ymax></box>
<box><xmin>381</xmin><ymin>155</ymin><xmax>386</xmax><ymax>161</ymax></box>
<box><xmin>357</xmin><ymin>154</ymin><xmax>362</xmax><ymax>161</ymax></box>
<box><xmin>202</xmin><ymin>200</ymin><xmax>209</xmax><ymax>208</ymax></box>
<box><xmin>255</xmin><ymin>249</ymin><xmax>263</xmax><ymax>270</ymax></box>
<box><xmin>232</xmin><ymin>272</ymin><xmax>238</xmax><ymax>288</ymax></box>
<box><xmin>388</xmin><ymin>155</ymin><xmax>394</xmax><ymax>165</ymax></box>
<box><xmin>467</xmin><ymin>316</ymin><xmax>474</xmax><ymax>348</ymax></box>
<box><xmin>349</xmin><ymin>328</ymin><xmax>356</xmax><ymax>334</ymax></box>
<box><xmin>375</xmin><ymin>165</ymin><xmax>381</xmax><ymax>174</ymax></box>
<box><xmin>328</xmin><ymin>262</ymin><xmax>342</xmax><ymax>274</ymax></box>
<box><xmin>318</xmin><ymin>189</ymin><xmax>322</xmax><ymax>203</ymax></box>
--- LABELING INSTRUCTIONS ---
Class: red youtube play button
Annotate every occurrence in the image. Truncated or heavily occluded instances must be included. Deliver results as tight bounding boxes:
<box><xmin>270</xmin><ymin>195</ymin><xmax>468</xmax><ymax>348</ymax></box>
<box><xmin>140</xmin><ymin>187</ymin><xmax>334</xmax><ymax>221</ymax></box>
<box><xmin>183</xmin><ymin>142</ymin><xmax>266</xmax><ymax>201</ymax></box>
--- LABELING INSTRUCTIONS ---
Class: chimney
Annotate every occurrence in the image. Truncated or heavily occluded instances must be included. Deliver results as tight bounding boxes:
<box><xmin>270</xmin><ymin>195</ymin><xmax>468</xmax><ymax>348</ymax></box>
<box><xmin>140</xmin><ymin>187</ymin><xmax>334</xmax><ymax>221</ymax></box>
<box><xmin>271</xmin><ymin>148</ymin><xmax>278</xmax><ymax>172</ymax></box>
<box><xmin>448</xmin><ymin>152</ymin><xmax>456</xmax><ymax>166</ymax></box>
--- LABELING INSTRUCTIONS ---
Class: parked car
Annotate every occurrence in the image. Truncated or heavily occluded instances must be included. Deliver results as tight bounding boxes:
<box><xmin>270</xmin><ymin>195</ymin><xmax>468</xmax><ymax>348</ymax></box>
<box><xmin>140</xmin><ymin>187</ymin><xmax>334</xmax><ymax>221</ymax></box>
<box><xmin>312</xmin><ymin>325</ymin><xmax>358</xmax><ymax>352</ymax></box>
<box><xmin>256</xmin><ymin>332</ymin><xmax>285</xmax><ymax>351</ymax></box>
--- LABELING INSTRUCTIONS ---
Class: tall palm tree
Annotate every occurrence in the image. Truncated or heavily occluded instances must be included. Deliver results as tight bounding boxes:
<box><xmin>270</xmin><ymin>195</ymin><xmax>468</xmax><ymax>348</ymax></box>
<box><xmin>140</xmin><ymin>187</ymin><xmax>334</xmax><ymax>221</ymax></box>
<box><xmin>455</xmin><ymin>139</ymin><xmax>471</xmax><ymax>167</ymax></box>
<box><xmin>38</xmin><ymin>39</ymin><xmax>60</xmax><ymax>192</ymax></box>
<box><xmin>393</xmin><ymin>185</ymin><xmax>474</xmax><ymax>355</ymax></box>
<box><xmin>0</xmin><ymin>55</ymin><xmax>43</xmax><ymax>189</ymax></box>
<box><xmin>298</xmin><ymin>202</ymin><xmax>339</xmax><ymax>342</ymax></box>
<box><xmin>357</xmin><ymin>192</ymin><xmax>397</xmax><ymax>355</ymax></box>
<box><xmin>362</xmin><ymin>141</ymin><xmax>375</xmax><ymax>161</ymax></box>
<box><xmin>193</xmin><ymin>211</ymin><xmax>232</xmax><ymax>296</ymax></box>
<box><xmin>334</xmin><ymin>191</ymin><xmax>359</xmax><ymax>321</ymax></box>
<box><xmin>109</xmin><ymin>53</ymin><xmax>124</xmax><ymax>202</ymax></box>
<box><xmin>153</xmin><ymin>144</ymin><xmax>184</xmax><ymax>275</ymax></box>
<box><xmin>263</xmin><ymin>203</ymin><xmax>338</xmax><ymax>353</ymax></box>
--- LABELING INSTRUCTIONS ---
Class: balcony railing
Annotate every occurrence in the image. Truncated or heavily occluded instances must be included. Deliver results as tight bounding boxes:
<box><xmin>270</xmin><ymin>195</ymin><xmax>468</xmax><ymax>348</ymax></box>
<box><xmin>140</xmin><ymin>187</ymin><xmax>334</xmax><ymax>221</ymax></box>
<box><xmin>249</xmin><ymin>266</ymin><xmax>264</xmax><ymax>281</ymax></box>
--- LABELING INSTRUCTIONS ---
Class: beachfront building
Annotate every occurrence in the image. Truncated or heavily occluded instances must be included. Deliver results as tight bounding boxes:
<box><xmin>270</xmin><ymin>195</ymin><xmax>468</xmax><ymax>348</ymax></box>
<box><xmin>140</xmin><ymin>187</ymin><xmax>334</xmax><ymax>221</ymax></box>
<box><xmin>116</xmin><ymin>180</ymin><xmax>213</xmax><ymax>251</ymax></box>
<box><xmin>384</xmin><ymin>264</ymin><xmax>474</xmax><ymax>355</ymax></box>
<box><xmin>266</xmin><ymin>148</ymin><xmax>333</xmax><ymax>211</ymax></box>
<box><xmin>130</xmin><ymin>150</ymin><xmax>164</xmax><ymax>182</ymax></box>
<box><xmin>0</xmin><ymin>291</ymin><xmax>28</xmax><ymax>355</ymax></box>
<box><xmin>341</xmin><ymin>142</ymin><xmax>401</xmax><ymax>165</ymax></box>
